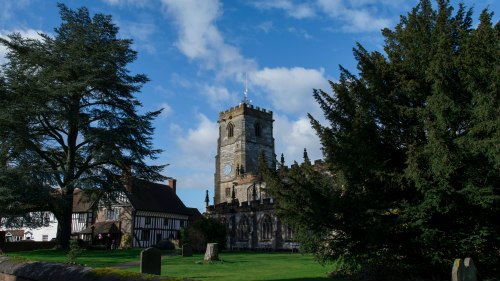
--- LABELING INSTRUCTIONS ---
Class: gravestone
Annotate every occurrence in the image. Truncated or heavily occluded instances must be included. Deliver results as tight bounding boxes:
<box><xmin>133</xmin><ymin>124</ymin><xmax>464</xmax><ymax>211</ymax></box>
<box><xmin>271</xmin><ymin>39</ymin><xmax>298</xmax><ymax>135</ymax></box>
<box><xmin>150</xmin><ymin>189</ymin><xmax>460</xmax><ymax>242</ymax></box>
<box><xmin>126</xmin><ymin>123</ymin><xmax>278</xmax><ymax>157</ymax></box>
<box><xmin>140</xmin><ymin>247</ymin><xmax>161</xmax><ymax>275</ymax></box>
<box><xmin>452</xmin><ymin>259</ymin><xmax>464</xmax><ymax>281</ymax></box>
<box><xmin>204</xmin><ymin>243</ymin><xmax>218</xmax><ymax>261</ymax></box>
<box><xmin>452</xmin><ymin>258</ymin><xmax>479</xmax><ymax>281</ymax></box>
<box><xmin>182</xmin><ymin>244</ymin><xmax>193</xmax><ymax>257</ymax></box>
<box><xmin>463</xmin><ymin>258</ymin><xmax>478</xmax><ymax>281</ymax></box>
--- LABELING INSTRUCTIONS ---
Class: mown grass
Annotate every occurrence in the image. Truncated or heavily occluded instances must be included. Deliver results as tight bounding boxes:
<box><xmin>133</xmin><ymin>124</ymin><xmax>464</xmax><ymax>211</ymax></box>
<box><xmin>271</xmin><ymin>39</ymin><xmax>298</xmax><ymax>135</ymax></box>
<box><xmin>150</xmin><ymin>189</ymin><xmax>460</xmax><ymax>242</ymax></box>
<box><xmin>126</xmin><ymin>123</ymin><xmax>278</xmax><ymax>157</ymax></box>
<box><xmin>123</xmin><ymin>251</ymin><xmax>344</xmax><ymax>281</ymax></box>
<box><xmin>4</xmin><ymin>248</ymin><xmax>175</xmax><ymax>268</ymax></box>
<box><xmin>5</xmin><ymin>249</ymin><xmax>344</xmax><ymax>280</ymax></box>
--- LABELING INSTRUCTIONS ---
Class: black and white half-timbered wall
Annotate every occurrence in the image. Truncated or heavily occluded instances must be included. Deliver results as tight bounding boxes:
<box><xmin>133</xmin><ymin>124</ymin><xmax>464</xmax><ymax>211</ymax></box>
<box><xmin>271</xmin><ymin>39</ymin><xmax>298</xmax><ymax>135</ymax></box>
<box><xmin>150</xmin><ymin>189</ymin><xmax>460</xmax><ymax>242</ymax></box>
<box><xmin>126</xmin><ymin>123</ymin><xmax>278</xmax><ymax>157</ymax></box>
<box><xmin>133</xmin><ymin>211</ymin><xmax>188</xmax><ymax>248</ymax></box>
<box><xmin>74</xmin><ymin>178</ymin><xmax>197</xmax><ymax>248</ymax></box>
<box><xmin>71</xmin><ymin>190</ymin><xmax>95</xmax><ymax>235</ymax></box>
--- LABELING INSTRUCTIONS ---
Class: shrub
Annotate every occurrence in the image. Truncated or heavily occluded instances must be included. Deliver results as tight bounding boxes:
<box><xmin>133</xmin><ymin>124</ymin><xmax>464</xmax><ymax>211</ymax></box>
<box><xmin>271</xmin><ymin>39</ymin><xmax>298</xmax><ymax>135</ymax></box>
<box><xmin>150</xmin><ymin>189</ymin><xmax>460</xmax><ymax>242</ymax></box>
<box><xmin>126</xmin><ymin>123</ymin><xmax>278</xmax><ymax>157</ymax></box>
<box><xmin>153</xmin><ymin>239</ymin><xmax>175</xmax><ymax>250</ymax></box>
<box><xmin>181</xmin><ymin>217</ymin><xmax>226</xmax><ymax>253</ymax></box>
<box><xmin>67</xmin><ymin>238</ymin><xmax>83</xmax><ymax>264</ymax></box>
<box><xmin>120</xmin><ymin>234</ymin><xmax>132</xmax><ymax>249</ymax></box>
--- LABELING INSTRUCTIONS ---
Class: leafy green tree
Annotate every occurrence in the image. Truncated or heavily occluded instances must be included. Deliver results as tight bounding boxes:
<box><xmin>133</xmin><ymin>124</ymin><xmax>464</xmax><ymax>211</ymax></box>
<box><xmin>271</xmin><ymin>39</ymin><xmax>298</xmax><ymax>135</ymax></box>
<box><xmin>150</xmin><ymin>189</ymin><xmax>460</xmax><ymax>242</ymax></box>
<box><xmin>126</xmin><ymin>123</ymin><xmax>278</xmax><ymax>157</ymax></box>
<box><xmin>262</xmin><ymin>0</ymin><xmax>500</xmax><ymax>279</ymax></box>
<box><xmin>181</xmin><ymin>217</ymin><xmax>226</xmax><ymax>253</ymax></box>
<box><xmin>0</xmin><ymin>4</ymin><xmax>164</xmax><ymax>248</ymax></box>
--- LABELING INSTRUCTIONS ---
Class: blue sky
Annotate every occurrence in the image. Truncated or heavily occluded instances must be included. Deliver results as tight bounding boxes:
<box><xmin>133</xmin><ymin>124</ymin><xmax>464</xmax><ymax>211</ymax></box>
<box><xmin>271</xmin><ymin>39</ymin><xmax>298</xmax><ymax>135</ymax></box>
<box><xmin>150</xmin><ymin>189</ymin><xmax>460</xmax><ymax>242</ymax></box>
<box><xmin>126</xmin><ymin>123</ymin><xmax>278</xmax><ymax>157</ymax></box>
<box><xmin>1</xmin><ymin>0</ymin><xmax>498</xmax><ymax>212</ymax></box>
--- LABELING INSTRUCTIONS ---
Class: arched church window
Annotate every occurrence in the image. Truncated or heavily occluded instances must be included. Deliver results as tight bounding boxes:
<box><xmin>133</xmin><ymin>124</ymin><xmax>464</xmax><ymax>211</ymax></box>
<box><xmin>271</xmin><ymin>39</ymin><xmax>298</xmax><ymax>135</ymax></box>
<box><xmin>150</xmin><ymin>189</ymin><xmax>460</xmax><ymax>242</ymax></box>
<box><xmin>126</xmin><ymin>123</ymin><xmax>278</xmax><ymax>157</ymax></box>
<box><xmin>282</xmin><ymin>224</ymin><xmax>294</xmax><ymax>241</ymax></box>
<box><xmin>247</xmin><ymin>185</ymin><xmax>260</xmax><ymax>201</ymax></box>
<box><xmin>261</xmin><ymin>215</ymin><xmax>272</xmax><ymax>240</ymax></box>
<box><xmin>238</xmin><ymin>216</ymin><xmax>249</xmax><ymax>241</ymax></box>
<box><xmin>227</xmin><ymin>122</ymin><xmax>234</xmax><ymax>138</ymax></box>
<box><xmin>221</xmin><ymin>217</ymin><xmax>229</xmax><ymax>230</ymax></box>
<box><xmin>254</xmin><ymin>122</ymin><xmax>262</xmax><ymax>137</ymax></box>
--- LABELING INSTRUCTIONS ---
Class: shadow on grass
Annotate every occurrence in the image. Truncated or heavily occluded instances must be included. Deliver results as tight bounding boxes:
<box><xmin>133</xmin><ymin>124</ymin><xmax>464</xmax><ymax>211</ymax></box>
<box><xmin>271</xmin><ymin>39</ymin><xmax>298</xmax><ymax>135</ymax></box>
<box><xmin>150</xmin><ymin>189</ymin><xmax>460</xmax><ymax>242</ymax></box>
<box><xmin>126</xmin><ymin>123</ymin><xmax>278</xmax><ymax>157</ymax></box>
<box><xmin>267</xmin><ymin>277</ymin><xmax>345</xmax><ymax>281</ymax></box>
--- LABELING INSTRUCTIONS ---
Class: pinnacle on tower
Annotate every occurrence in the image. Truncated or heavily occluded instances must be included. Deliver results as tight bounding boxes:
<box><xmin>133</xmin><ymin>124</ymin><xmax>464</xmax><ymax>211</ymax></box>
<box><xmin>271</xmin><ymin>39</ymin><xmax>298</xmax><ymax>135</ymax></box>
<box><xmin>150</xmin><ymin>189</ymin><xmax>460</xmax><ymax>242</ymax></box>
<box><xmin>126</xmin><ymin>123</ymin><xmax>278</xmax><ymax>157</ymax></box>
<box><xmin>205</xmin><ymin>190</ymin><xmax>210</xmax><ymax>207</ymax></box>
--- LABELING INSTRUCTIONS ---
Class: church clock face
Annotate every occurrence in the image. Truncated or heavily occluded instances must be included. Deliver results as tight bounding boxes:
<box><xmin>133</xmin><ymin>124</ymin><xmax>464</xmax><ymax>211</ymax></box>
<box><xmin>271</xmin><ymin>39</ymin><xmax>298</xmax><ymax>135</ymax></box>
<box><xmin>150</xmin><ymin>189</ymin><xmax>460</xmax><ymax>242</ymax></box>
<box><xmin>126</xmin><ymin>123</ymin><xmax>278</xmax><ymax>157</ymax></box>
<box><xmin>224</xmin><ymin>164</ymin><xmax>232</xmax><ymax>175</ymax></box>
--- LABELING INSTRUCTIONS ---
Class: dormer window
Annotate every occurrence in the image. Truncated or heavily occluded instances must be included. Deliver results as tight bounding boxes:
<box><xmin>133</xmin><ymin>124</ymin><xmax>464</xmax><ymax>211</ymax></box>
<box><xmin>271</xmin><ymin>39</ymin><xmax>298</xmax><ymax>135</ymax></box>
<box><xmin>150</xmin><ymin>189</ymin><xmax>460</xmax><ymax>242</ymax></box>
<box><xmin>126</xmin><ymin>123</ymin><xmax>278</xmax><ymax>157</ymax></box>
<box><xmin>255</xmin><ymin>122</ymin><xmax>261</xmax><ymax>137</ymax></box>
<box><xmin>227</xmin><ymin>122</ymin><xmax>234</xmax><ymax>138</ymax></box>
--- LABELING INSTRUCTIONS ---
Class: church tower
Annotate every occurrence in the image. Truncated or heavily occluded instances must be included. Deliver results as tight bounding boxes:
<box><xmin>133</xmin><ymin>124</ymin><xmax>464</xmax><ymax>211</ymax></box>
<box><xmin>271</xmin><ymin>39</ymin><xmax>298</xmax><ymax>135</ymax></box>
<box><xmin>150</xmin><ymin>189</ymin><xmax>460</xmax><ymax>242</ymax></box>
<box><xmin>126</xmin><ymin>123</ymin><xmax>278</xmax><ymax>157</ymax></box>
<box><xmin>214</xmin><ymin>102</ymin><xmax>274</xmax><ymax>205</ymax></box>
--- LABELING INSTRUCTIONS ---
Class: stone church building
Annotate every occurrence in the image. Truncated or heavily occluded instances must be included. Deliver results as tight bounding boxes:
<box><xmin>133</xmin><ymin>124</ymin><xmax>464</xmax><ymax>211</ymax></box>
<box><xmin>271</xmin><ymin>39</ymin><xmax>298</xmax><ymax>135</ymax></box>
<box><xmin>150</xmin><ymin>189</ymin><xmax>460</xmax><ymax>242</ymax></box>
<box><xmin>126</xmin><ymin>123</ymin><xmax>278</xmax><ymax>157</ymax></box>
<box><xmin>206</xmin><ymin>102</ymin><xmax>298</xmax><ymax>251</ymax></box>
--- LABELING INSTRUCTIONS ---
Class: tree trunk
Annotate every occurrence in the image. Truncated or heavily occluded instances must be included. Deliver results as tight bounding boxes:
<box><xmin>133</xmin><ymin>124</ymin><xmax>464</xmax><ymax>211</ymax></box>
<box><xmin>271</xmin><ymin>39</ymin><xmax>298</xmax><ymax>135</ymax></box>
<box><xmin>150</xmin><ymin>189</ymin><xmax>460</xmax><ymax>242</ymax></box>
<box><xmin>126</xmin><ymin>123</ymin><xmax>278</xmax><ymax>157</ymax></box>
<box><xmin>56</xmin><ymin>193</ymin><xmax>74</xmax><ymax>249</ymax></box>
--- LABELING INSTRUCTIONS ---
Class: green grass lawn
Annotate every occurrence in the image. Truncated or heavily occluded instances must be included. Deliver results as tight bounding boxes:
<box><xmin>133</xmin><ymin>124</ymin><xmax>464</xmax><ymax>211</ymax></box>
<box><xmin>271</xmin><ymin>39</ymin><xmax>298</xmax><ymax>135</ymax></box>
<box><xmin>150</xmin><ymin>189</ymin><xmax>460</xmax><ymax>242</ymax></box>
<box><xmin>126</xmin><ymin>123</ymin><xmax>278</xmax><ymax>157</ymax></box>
<box><xmin>5</xmin><ymin>249</ymin><xmax>344</xmax><ymax>281</ymax></box>
<box><xmin>4</xmin><ymin>248</ymin><xmax>175</xmax><ymax>268</ymax></box>
<box><xmin>123</xmin><ymin>251</ymin><xmax>343</xmax><ymax>281</ymax></box>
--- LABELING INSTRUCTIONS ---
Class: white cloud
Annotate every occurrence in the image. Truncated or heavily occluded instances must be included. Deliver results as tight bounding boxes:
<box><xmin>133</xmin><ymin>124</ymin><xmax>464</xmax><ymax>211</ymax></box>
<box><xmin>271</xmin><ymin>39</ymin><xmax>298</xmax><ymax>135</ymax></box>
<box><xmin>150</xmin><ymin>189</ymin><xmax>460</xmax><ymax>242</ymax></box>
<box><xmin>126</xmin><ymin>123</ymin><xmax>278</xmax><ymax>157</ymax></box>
<box><xmin>102</xmin><ymin>0</ymin><xmax>151</xmax><ymax>8</ymax></box>
<box><xmin>252</xmin><ymin>0</ymin><xmax>393</xmax><ymax>33</ymax></box>
<box><xmin>170</xmin><ymin>73</ymin><xmax>192</xmax><ymax>88</ymax></box>
<box><xmin>251</xmin><ymin>66</ymin><xmax>329</xmax><ymax>115</ymax></box>
<box><xmin>316</xmin><ymin>0</ymin><xmax>392</xmax><ymax>33</ymax></box>
<box><xmin>174</xmin><ymin>113</ymin><xmax>218</xmax><ymax>172</ymax></box>
<box><xmin>172</xmin><ymin>172</ymin><xmax>213</xmax><ymax>190</ymax></box>
<box><xmin>160</xmin><ymin>0</ymin><xmax>257</xmax><ymax>77</ymax></box>
<box><xmin>115</xmin><ymin>20</ymin><xmax>157</xmax><ymax>53</ymax></box>
<box><xmin>158</xmin><ymin>102</ymin><xmax>173</xmax><ymax>119</ymax></box>
<box><xmin>202</xmin><ymin>84</ymin><xmax>239</xmax><ymax>110</ymax></box>
<box><xmin>288</xmin><ymin>27</ymin><xmax>312</xmax><ymax>39</ymax></box>
<box><xmin>252</xmin><ymin>0</ymin><xmax>316</xmax><ymax>19</ymax></box>
<box><xmin>0</xmin><ymin>29</ymin><xmax>45</xmax><ymax>65</ymax></box>
<box><xmin>256</xmin><ymin>21</ymin><xmax>274</xmax><ymax>33</ymax></box>
<box><xmin>1</xmin><ymin>0</ymin><xmax>32</xmax><ymax>26</ymax></box>
<box><xmin>274</xmin><ymin>114</ymin><xmax>322</xmax><ymax>165</ymax></box>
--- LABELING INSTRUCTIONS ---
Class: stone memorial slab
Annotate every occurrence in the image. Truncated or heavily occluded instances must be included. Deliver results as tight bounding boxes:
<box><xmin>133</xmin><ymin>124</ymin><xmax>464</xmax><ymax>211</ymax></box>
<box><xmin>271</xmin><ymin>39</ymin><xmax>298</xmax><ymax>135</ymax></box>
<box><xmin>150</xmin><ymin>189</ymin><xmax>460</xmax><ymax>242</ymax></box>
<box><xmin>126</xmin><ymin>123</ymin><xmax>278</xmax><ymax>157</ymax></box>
<box><xmin>140</xmin><ymin>247</ymin><xmax>161</xmax><ymax>275</ymax></box>
<box><xmin>452</xmin><ymin>259</ymin><xmax>464</xmax><ymax>281</ymax></box>
<box><xmin>463</xmin><ymin>258</ymin><xmax>478</xmax><ymax>281</ymax></box>
<box><xmin>452</xmin><ymin>257</ymin><xmax>479</xmax><ymax>281</ymax></box>
<box><xmin>182</xmin><ymin>244</ymin><xmax>193</xmax><ymax>257</ymax></box>
<box><xmin>204</xmin><ymin>243</ymin><xmax>219</xmax><ymax>261</ymax></box>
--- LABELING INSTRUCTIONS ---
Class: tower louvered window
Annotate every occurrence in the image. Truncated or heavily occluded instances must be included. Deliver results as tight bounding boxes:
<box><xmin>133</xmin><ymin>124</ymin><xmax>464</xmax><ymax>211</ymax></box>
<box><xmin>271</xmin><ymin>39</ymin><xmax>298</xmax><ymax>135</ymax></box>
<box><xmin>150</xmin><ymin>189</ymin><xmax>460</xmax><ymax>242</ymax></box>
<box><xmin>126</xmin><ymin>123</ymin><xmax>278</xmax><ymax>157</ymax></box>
<box><xmin>227</xmin><ymin>122</ymin><xmax>234</xmax><ymax>138</ymax></box>
<box><xmin>255</xmin><ymin>122</ymin><xmax>261</xmax><ymax>137</ymax></box>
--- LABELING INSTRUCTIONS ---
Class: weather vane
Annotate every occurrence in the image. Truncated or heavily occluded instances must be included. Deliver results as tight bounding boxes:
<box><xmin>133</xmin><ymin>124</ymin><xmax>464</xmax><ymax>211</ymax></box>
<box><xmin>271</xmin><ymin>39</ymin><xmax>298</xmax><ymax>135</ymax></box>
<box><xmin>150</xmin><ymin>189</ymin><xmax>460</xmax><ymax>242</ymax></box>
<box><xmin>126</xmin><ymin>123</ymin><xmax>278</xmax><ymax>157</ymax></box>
<box><xmin>243</xmin><ymin>72</ymin><xmax>251</xmax><ymax>104</ymax></box>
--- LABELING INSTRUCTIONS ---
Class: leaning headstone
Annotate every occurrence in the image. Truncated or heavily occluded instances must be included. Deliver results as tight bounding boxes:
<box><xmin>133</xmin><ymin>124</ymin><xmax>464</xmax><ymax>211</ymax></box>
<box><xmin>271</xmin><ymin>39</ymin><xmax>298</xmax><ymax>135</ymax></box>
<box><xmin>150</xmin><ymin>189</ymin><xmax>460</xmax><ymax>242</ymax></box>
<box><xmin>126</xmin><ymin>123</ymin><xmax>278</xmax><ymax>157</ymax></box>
<box><xmin>140</xmin><ymin>247</ymin><xmax>161</xmax><ymax>275</ymax></box>
<box><xmin>452</xmin><ymin>259</ymin><xmax>464</xmax><ymax>281</ymax></box>
<box><xmin>204</xmin><ymin>243</ymin><xmax>219</xmax><ymax>261</ymax></box>
<box><xmin>182</xmin><ymin>244</ymin><xmax>193</xmax><ymax>257</ymax></box>
<box><xmin>463</xmin><ymin>258</ymin><xmax>478</xmax><ymax>281</ymax></box>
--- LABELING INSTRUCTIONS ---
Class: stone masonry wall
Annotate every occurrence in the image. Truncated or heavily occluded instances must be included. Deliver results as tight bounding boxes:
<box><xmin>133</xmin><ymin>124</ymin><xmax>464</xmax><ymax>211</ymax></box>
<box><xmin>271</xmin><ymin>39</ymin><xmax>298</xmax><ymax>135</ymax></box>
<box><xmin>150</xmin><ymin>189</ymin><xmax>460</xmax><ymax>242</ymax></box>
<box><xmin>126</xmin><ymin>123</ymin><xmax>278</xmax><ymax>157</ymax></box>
<box><xmin>214</xmin><ymin>103</ymin><xmax>274</xmax><ymax>205</ymax></box>
<box><xmin>0</xmin><ymin>256</ymin><xmax>190</xmax><ymax>281</ymax></box>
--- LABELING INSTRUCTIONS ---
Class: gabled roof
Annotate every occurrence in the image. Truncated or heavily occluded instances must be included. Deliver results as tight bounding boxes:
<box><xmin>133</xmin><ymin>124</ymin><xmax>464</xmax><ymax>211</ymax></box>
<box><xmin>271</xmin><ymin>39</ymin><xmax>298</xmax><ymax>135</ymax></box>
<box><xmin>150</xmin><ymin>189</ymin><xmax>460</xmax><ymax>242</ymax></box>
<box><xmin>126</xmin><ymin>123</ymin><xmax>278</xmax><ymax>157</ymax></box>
<box><xmin>186</xmin><ymin>207</ymin><xmax>202</xmax><ymax>221</ymax></box>
<box><xmin>126</xmin><ymin>180</ymin><xmax>191</xmax><ymax>215</ymax></box>
<box><xmin>72</xmin><ymin>190</ymin><xmax>94</xmax><ymax>213</ymax></box>
<box><xmin>5</xmin><ymin>230</ymin><xmax>24</xmax><ymax>236</ymax></box>
<box><xmin>79</xmin><ymin>221</ymin><xmax>121</xmax><ymax>234</ymax></box>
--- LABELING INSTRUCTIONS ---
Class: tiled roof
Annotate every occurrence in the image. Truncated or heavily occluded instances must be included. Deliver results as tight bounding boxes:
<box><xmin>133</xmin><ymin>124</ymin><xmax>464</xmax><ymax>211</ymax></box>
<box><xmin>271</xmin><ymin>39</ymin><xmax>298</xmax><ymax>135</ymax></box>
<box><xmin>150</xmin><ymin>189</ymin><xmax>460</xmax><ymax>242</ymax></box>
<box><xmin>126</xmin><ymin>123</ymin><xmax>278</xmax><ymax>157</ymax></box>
<box><xmin>186</xmin><ymin>207</ymin><xmax>202</xmax><ymax>221</ymax></box>
<box><xmin>72</xmin><ymin>190</ymin><xmax>94</xmax><ymax>213</ymax></box>
<box><xmin>126</xmin><ymin>180</ymin><xmax>191</xmax><ymax>215</ymax></box>
<box><xmin>5</xmin><ymin>230</ymin><xmax>24</xmax><ymax>236</ymax></box>
<box><xmin>79</xmin><ymin>221</ymin><xmax>121</xmax><ymax>234</ymax></box>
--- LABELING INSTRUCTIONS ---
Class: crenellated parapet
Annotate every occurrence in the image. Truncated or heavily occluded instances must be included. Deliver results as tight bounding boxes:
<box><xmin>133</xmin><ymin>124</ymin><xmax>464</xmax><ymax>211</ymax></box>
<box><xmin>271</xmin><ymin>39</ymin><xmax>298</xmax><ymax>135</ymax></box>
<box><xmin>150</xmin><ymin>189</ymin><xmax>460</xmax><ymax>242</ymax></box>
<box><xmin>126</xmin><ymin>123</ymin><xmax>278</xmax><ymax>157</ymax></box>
<box><xmin>206</xmin><ymin>198</ymin><xmax>274</xmax><ymax>215</ymax></box>
<box><xmin>218</xmin><ymin>103</ymin><xmax>273</xmax><ymax>123</ymax></box>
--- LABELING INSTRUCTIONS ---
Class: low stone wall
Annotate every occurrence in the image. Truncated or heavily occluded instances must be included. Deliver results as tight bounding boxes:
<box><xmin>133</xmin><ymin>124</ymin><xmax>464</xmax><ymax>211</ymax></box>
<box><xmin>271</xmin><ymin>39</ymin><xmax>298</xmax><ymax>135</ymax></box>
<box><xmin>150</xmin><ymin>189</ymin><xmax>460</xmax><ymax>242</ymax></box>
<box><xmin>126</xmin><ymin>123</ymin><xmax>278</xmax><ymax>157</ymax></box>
<box><xmin>0</xmin><ymin>256</ymin><xmax>191</xmax><ymax>281</ymax></box>
<box><xmin>0</xmin><ymin>241</ymin><xmax>57</xmax><ymax>253</ymax></box>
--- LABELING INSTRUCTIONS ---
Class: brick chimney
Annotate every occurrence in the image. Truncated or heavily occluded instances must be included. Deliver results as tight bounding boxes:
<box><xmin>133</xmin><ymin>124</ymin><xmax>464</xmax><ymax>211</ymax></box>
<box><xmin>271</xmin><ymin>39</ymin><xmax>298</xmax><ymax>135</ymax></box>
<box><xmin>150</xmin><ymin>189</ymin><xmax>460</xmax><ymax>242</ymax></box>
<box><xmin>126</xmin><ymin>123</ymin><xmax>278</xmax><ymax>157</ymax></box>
<box><xmin>168</xmin><ymin>178</ymin><xmax>177</xmax><ymax>193</ymax></box>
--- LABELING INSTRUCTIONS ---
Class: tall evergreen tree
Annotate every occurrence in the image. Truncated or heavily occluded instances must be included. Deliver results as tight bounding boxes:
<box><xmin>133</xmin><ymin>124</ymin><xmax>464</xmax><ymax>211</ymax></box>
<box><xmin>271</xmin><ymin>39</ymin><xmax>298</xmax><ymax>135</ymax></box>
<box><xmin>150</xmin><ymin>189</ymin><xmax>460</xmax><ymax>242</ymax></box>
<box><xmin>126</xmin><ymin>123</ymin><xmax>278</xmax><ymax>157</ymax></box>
<box><xmin>0</xmin><ymin>4</ymin><xmax>165</xmax><ymax>248</ymax></box>
<box><xmin>262</xmin><ymin>0</ymin><xmax>500</xmax><ymax>278</ymax></box>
